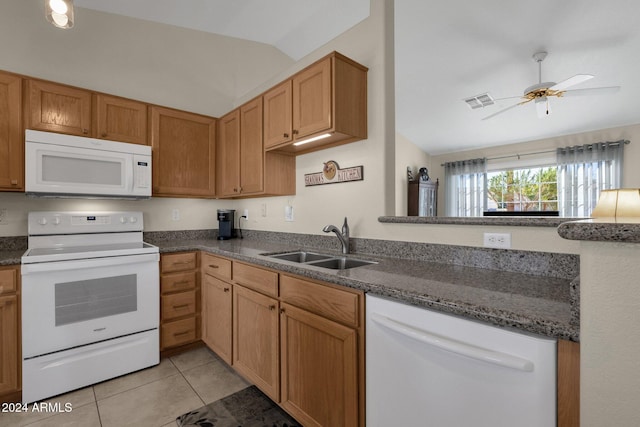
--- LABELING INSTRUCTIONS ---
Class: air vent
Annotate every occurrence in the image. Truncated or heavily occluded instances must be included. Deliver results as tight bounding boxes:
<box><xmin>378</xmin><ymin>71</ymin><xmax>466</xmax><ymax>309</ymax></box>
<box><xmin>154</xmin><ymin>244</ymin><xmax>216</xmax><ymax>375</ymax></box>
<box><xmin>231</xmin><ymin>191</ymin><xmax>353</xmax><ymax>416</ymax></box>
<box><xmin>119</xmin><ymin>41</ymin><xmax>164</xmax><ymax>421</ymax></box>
<box><xmin>463</xmin><ymin>93</ymin><xmax>495</xmax><ymax>109</ymax></box>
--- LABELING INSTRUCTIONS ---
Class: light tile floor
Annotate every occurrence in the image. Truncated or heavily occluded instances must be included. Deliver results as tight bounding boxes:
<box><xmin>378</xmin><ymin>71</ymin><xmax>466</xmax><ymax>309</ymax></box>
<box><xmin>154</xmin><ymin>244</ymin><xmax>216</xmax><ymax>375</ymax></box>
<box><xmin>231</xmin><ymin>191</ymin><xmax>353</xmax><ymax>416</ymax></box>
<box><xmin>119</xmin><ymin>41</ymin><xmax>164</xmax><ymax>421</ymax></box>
<box><xmin>0</xmin><ymin>347</ymin><xmax>249</xmax><ymax>427</ymax></box>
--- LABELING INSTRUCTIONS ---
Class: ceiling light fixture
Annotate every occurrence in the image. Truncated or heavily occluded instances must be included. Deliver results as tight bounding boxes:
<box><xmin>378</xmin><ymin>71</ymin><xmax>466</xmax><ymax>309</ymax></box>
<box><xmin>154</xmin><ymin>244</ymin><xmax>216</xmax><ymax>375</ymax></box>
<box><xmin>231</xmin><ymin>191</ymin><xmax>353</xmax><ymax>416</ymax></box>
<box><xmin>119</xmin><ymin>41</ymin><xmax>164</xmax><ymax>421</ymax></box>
<box><xmin>46</xmin><ymin>0</ymin><xmax>74</xmax><ymax>29</ymax></box>
<box><xmin>292</xmin><ymin>133</ymin><xmax>332</xmax><ymax>146</ymax></box>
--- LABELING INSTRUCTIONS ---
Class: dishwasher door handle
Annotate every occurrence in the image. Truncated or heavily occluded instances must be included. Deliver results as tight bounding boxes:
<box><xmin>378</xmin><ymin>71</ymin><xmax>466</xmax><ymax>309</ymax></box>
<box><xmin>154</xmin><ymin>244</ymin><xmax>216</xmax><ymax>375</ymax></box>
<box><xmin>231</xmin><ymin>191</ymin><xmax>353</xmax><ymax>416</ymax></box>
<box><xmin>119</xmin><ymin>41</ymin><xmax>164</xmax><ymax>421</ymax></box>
<box><xmin>371</xmin><ymin>313</ymin><xmax>535</xmax><ymax>372</ymax></box>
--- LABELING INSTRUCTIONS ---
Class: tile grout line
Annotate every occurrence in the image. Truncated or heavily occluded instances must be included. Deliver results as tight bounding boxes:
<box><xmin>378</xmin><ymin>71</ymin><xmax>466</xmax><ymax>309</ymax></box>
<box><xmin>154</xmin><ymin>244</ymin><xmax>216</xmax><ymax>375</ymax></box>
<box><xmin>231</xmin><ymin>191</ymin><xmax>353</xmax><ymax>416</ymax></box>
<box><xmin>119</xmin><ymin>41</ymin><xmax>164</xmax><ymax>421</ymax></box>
<box><xmin>170</xmin><ymin>356</ymin><xmax>207</xmax><ymax>407</ymax></box>
<box><xmin>93</xmin><ymin>386</ymin><xmax>104</xmax><ymax>427</ymax></box>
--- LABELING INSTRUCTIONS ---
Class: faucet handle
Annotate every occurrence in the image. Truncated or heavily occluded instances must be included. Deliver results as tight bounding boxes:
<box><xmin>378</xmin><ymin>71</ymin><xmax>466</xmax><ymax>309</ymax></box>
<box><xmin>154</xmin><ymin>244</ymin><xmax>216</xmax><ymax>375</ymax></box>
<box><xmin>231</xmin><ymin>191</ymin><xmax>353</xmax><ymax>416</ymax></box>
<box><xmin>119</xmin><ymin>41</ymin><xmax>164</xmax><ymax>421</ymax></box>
<box><xmin>342</xmin><ymin>217</ymin><xmax>349</xmax><ymax>238</ymax></box>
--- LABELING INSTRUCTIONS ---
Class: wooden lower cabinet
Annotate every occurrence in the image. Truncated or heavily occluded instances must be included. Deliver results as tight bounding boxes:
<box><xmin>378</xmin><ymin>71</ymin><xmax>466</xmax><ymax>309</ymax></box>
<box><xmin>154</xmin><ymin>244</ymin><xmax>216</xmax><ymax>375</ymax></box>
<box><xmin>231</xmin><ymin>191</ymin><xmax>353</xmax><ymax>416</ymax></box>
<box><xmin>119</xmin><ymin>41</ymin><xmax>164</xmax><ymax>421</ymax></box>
<box><xmin>232</xmin><ymin>284</ymin><xmax>280</xmax><ymax>401</ymax></box>
<box><xmin>201</xmin><ymin>274</ymin><xmax>232</xmax><ymax>364</ymax></box>
<box><xmin>0</xmin><ymin>266</ymin><xmax>20</xmax><ymax>402</ymax></box>
<box><xmin>160</xmin><ymin>252</ymin><xmax>200</xmax><ymax>351</ymax></box>
<box><xmin>280</xmin><ymin>302</ymin><xmax>358</xmax><ymax>427</ymax></box>
<box><xmin>558</xmin><ymin>340</ymin><xmax>580</xmax><ymax>427</ymax></box>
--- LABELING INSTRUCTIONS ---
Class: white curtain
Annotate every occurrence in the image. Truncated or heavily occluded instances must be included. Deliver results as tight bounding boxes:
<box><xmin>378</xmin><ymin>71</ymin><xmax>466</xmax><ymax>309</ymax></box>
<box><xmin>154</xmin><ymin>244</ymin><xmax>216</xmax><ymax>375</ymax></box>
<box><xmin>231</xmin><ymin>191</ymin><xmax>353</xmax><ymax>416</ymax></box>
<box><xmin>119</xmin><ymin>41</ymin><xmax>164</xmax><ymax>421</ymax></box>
<box><xmin>444</xmin><ymin>158</ymin><xmax>487</xmax><ymax>216</ymax></box>
<box><xmin>556</xmin><ymin>141</ymin><xmax>625</xmax><ymax>217</ymax></box>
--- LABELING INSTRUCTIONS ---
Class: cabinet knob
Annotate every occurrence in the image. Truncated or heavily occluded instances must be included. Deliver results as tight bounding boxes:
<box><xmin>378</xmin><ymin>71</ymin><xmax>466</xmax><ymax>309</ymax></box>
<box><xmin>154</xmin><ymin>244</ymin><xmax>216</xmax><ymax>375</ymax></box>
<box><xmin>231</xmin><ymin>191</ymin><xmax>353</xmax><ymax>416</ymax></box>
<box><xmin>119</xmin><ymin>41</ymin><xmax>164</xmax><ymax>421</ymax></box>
<box><xmin>223</xmin><ymin>287</ymin><xmax>230</xmax><ymax>292</ymax></box>
<box><xmin>292</xmin><ymin>129</ymin><xmax>299</xmax><ymax>135</ymax></box>
<box><xmin>283</xmin><ymin>133</ymin><xmax>289</xmax><ymax>138</ymax></box>
<box><xmin>82</xmin><ymin>128</ymin><xmax>89</xmax><ymax>134</ymax></box>
<box><xmin>10</xmin><ymin>179</ymin><xmax>18</xmax><ymax>186</ymax></box>
<box><xmin>280</xmin><ymin>308</ymin><xmax>285</xmax><ymax>314</ymax></box>
<box><xmin>208</xmin><ymin>264</ymin><xmax>219</xmax><ymax>269</ymax></box>
<box><xmin>101</xmin><ymin>132</ymin><xmax>107</xmax><ymax>137</ymax></box>
<box><xmin>269</xmin><ymin>305</ymin><xmax>276</xmax><ymax>311</ymax></box>
<box><xmin>233</xmin><ymin>188</ymin><xmax>238</xmax><ymax>193</ymax></box>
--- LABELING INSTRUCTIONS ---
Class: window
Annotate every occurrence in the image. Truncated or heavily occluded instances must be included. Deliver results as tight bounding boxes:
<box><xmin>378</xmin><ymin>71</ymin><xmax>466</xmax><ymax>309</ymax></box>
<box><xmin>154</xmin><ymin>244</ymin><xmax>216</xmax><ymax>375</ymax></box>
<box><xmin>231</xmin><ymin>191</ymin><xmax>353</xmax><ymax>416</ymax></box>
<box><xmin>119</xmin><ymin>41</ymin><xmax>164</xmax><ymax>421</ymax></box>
<box><xmin>487</xmin><ymin>167</ymin><xmax>558</xmax><ymax>213</ymax></box>
<box><xmin>444</xmin><ymin>141</ymin><xmax>626</xmax><ymax>217</ymax></box>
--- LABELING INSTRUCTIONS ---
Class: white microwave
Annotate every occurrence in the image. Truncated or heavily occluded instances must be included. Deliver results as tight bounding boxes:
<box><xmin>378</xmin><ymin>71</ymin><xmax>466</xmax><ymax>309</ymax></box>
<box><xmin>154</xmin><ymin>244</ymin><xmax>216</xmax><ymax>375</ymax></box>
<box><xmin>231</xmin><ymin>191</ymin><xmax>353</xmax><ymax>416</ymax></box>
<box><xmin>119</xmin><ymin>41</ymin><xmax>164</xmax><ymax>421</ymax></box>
<box><xmin>25</xmin><ymin>130</ymin><xmax>152</xmax><ymax>199</ymax></box>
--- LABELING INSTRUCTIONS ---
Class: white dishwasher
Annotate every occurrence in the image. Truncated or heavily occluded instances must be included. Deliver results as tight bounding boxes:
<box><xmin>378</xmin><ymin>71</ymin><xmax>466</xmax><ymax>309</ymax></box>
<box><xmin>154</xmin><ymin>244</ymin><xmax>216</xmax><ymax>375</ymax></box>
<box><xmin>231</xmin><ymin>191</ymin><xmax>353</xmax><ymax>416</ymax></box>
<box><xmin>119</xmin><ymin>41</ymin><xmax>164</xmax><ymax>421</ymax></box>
<box><xmin>366</xmin><ymin>295</ymin><xmax>557</xmax><ymax>427</ymax></box>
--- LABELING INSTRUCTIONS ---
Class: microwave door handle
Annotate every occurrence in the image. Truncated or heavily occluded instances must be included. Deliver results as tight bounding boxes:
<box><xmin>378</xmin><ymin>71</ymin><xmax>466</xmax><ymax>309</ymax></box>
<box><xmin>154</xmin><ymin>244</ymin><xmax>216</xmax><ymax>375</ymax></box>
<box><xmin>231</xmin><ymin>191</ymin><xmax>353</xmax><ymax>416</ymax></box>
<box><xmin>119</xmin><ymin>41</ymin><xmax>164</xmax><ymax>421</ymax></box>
<box><xmin>128</xmin><ymin>156</ymin><xmax>135</xmax><ymax>192</ymax></box>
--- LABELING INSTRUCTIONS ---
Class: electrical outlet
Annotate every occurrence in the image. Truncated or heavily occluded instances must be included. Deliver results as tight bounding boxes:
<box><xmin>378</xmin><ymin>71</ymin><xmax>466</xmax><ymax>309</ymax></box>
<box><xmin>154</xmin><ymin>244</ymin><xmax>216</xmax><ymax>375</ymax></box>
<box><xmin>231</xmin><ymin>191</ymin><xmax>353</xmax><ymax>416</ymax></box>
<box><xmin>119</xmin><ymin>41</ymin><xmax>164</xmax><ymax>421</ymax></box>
<box><xmin>172</xmin><ymin>209</ymin><xmax>180</xmax><ymax>221</ymax></box>
<box><xmin>285</xmin><ymin>205</ymin><xmax>294</xmax><ymax>222</ymax></box>
<box><xmin>483</xmin><ymin>232</ymin><xmax>511</xmax><ymax>249</ymax></box>
<box><xmin>0</xmin><ymin>208</ymin><xmax>7</xmax><ymax>225</ymax></box>
<box><xmin>242</xmin><ymin>209</ymin><xmax>249</xmax><ymax>221</ymax></box>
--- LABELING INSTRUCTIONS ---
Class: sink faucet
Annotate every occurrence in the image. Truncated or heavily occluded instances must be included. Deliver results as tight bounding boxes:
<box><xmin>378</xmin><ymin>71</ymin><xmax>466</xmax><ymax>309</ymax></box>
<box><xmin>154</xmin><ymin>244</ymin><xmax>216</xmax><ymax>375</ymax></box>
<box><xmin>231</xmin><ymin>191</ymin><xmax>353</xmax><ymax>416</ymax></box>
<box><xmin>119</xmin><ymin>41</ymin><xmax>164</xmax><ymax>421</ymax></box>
<box><xmin>323</xmin><ymin>217</ymin><xmax>350</xmax><ymax>254</ymax></box>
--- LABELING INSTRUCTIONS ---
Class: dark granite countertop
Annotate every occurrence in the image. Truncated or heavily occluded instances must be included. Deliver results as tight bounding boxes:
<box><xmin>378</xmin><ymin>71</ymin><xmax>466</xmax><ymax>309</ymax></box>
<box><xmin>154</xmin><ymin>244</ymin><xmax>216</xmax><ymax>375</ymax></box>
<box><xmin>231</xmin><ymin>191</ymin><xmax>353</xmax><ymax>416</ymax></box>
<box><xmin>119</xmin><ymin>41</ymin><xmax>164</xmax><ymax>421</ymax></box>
<box><xmin>379</xmin><ymin>215</ymin><xmax>581</xmax><ymax>227</ymax></box>
<box><xmin>0</xmin><ymin>249</ymin><xmax>24</xmax><ymax>266</ymax></box>
<box><xmin>558</xmin><ymin>218</ymin><xmax>640</xmax><ymax>242</ymax></box>
<box><xmin>148</xmin><ymin>237</ymin><xmax>578</xmax><ymax>341</ymax></box>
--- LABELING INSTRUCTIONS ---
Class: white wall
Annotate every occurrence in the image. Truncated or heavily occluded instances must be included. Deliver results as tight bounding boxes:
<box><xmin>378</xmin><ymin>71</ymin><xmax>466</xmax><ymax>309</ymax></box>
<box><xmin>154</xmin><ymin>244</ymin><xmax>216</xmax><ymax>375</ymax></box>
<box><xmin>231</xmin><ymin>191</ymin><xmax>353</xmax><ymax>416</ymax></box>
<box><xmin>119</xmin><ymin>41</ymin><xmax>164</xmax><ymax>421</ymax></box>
<box><xmin>0</xmin><ymin>1</ymin><xmax>294</xmax><ymax>117</ymax></box>
<box><xmin>580</xmin><ymin>241</ymin><xmax>640</xmax><ymax>426</ymax></box>
<box><xmin>395</xmin><ymin>132</ymin><xmax>432</xmax><ymax>216</ymax></box>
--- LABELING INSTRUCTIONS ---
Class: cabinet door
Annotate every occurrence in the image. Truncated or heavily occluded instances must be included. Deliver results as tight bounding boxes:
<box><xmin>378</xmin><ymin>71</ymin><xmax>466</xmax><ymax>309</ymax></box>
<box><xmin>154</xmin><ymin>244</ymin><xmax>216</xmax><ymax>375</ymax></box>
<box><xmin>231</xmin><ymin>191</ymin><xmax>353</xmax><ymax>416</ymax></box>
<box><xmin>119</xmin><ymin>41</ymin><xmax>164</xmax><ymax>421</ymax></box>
<box><xmin>216</xmin><ymin>109</ymin><xmax>240</xmax><ymax>197</ymax></box>
<box><xmin>150</xmin><ymin>106</ymin><xmax>216</xmax><ymax>197</ymax></box>
<box><xmin>201</xmin><ymin>274</ymin><xmax>232</xmax><ymax>364</ymax></box>
<box><xmin>292</xmin><ymin>58</ymin><xmax>332</xmax><ymax>139</ymax></box>
<box><xmin>263</xmin><ymin>80</ymin><xmax>292</xmax><ymax>149</ymax></box>
<box><xmin>0</xmin><ymin>295</ymin><xmax>18</xmax><ymax>395</ymax></box>
<box><xmin>280</xmin><ymin>302</ymin><xmax>358</xmax><ymax>427</ymax></box>
<box><xmin>0</xmin><ymin>72</ymin><xmax>23</xmax><ymax>191</ymax></box>
<box><xmin>232</xmin><ymin>285</ymin><xmax>279</xmax><ymax>401</ymax></box>
<box><xmin>239</xmin><ymin>97</ymin><xmax>264</xmax><ymax>194</ymax></box>
<box><xmin>94</xmin><ymin>94</ymin><xmax>148</xmax><ymax>145</ymax></box>
<box><xmin>27</xmin><ymin>79</ymin><xmax>92</xmax><ymax>136</ymax></box>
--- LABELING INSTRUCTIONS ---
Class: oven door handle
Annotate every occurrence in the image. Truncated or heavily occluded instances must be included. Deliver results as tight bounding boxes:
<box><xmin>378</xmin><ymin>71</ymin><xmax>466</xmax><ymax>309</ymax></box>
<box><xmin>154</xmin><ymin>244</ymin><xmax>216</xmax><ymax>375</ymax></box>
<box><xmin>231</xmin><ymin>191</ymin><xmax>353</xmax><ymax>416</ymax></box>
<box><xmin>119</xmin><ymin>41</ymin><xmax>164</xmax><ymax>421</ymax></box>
<box><xmin>21</xmin><ymin>253</ymin><xmax>159</xmax><ymax>274</ymax></box>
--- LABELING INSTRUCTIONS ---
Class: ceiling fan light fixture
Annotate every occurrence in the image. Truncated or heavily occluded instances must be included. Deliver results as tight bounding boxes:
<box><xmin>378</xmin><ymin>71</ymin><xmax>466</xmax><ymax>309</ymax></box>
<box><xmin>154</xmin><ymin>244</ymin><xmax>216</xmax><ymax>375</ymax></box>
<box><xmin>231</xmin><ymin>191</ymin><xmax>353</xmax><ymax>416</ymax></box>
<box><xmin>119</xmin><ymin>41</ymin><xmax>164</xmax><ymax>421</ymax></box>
<box><xmin>535</xmin><ymin>96</ymin><xmax>551</xmax><ymax>118</ymax></box>
<box><xmin>46</xmin><ymin>0</ymin><xmax>74</xmax><ymax>29</ymax></box>
<box><xmin>463</xmin><ymin>93</ymin><xmax>494</xmax><ymax>109</ymax></box>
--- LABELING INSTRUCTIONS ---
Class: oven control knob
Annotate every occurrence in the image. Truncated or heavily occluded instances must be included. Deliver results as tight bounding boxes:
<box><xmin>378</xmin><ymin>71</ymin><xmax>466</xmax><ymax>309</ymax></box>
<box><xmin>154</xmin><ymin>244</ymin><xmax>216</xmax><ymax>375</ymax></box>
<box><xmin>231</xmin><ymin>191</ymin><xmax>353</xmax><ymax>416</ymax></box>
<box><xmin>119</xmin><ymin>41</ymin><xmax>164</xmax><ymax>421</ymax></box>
<box><xmin>129</xmin><ymin>216</ymin><xmax>138</xmax><ymax>224</ymax></box>
<box><xmin>119</xmin><ymin>216</ymin><xmax>128</xmax><ymax>224</ymax></box>
<box><xmin>38</xmin><ymin>217</ymin><xmax>47</xmax><ymax>226</ymax></box>
<box><xmin>52</xmin><ymin>217</ymin><xmax>61</xmax><ymax>225</ymax></box>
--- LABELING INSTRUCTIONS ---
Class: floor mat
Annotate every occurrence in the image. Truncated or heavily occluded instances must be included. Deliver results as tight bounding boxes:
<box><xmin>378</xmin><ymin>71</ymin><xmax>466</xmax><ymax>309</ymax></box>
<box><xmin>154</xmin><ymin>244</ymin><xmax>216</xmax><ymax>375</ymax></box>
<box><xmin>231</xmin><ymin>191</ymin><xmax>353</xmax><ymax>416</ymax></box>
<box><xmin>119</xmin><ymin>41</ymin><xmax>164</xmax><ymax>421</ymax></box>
<box><xmin>176</xmin><ymin>385</ymin><xmax>302</xmax><ymax>427</ymax></box>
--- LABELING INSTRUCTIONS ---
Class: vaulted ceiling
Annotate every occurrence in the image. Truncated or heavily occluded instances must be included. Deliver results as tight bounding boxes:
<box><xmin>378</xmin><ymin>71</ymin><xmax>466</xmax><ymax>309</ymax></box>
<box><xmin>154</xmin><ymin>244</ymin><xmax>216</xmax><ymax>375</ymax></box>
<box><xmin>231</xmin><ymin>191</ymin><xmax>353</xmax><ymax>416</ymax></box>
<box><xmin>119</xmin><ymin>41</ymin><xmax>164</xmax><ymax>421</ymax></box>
<box><xmin>76</xmin><ymin>0</ymin><xmax>640</xmax><ymax>155</ymax></box>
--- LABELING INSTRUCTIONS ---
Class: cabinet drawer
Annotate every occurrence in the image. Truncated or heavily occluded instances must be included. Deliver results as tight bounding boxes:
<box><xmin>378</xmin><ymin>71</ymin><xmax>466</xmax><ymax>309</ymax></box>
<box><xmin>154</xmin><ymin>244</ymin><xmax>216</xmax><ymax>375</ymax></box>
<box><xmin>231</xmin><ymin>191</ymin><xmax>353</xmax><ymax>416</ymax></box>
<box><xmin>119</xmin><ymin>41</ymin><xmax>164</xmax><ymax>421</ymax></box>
<box><xmin>162</xmin><ymin>291</ymin><xmax>196</xmax><ymax>320</ymax></box>
<box><xmin>280</xmin><ymin>275</ymin><xmax>360</xmax><ymax>327</ymax></box>
<box><xmin>161</xmin><ymin>252</ymin><xmax>197</xmax><ymax>273</ymax></box>
<box><xmin>233</xmin><ymin>262</ymin><xmax>278</xmax><ymax>297</ymax></box>
<box><xmin>0</xmin><ymin>269</ymin><xmax>17</xmax><ymax>294</ymax></box>
<box><xmin>161</xmin><ymin>271</ymin><xmax>197</xmax><ymax>294</ymax></box>
<box><xmin>162</xmin><ymin>317</ymin><xmax>197</xmax><ymax>349</ymax></box>
<box><xmin>202</xmin><ymin>252</ymin><xmax>232</xmax><ymax>281</ymax></box>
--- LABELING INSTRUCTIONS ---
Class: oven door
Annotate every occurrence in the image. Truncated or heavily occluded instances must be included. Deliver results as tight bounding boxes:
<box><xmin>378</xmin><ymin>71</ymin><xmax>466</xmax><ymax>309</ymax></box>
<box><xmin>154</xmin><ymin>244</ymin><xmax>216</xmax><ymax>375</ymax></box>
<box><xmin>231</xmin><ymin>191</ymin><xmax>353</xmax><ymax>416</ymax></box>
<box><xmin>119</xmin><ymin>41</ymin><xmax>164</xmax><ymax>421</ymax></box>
<box><xmin>21</xmin><ymin>252</ymin><xmax>159</xmax><ymax>358</ymax></box>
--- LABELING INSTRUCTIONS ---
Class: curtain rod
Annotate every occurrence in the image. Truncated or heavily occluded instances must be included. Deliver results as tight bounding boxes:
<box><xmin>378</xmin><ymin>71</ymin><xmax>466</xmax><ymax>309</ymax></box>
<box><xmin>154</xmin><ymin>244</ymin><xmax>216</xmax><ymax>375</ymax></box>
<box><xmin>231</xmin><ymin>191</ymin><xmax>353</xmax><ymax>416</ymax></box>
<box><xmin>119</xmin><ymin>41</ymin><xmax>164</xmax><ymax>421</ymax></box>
<box><xmin>440</xmin><ymin>139</ymin><xmax>630</xmax><ymax>166</ymax></box>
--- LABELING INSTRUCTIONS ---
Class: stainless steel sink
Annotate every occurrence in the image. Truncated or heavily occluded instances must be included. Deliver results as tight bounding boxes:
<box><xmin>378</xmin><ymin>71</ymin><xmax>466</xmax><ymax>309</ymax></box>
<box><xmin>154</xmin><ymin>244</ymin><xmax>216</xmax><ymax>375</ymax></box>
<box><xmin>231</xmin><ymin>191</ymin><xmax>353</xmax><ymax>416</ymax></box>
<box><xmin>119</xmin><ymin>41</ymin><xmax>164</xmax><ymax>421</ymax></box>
<box><xmin>267</xmin><ymin>251</ymin><xmax>334</xmax><ymax>263</ymax></box>
<box><xmin>308</xmin><ymin>257</ymin><xmax>377</xmax><ymax>270</ymax></box>
<box><xmin>263</xmin><ymin>251</ymin><xmax>377</xmax><ymax>270</ymax></box>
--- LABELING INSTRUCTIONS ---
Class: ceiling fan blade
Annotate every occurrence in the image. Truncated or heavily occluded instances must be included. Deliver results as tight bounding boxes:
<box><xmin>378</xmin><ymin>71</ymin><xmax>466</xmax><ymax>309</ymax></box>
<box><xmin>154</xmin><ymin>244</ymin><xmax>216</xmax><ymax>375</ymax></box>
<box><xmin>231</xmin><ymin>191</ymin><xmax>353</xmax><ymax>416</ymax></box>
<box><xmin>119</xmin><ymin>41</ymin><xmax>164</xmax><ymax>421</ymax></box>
<box><xmin>561</xmin><ymin>86</ymin><xmax>621</xmax><ymax>97</ymax></box>
<box><xmin>481</xmin><ymin>102</ymin><xmax>521</xmax><ymax>120</ymax></box>
<box><xmin>492</xmin><ymin>95</ymin><xmax>524</xmax><ymax>102</ymax></box>
<box><xmin>549</xmin><ymin>74</ymin><xmax>594</xmax><ymax>91</ymax></box>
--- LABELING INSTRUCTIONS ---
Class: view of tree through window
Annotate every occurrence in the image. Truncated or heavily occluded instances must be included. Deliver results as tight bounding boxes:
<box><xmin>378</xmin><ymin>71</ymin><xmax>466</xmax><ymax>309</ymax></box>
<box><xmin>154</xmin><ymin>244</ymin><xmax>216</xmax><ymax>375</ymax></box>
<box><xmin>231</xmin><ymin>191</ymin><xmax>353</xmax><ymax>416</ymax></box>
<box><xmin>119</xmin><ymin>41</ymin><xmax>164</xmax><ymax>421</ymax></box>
<box><xmin>487</xmin><ymin>167</ymin><xmax>558</xmax><ymax>212</ymax></box>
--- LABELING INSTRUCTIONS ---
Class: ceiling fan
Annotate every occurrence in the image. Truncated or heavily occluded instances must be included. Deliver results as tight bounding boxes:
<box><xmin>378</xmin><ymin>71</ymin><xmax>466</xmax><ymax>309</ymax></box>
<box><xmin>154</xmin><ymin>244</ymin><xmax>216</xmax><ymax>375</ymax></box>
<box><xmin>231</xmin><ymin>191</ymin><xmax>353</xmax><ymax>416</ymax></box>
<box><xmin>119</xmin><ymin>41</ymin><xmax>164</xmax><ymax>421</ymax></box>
<box><xmin>481</xmin><ymin>51</ymin><xmax>620</xmax><ymax>120</ymax></box>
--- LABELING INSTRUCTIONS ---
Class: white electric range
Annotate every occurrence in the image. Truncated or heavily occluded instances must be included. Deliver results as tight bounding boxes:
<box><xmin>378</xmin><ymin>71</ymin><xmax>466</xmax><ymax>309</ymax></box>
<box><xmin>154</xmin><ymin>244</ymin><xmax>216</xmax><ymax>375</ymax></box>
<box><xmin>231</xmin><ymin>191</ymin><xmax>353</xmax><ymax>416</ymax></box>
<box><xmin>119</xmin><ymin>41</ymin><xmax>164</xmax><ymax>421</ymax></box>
<box><xmin>21</xmin><ymin>211</ymin><xmax>160</xmax><ymax>403</ymax></box>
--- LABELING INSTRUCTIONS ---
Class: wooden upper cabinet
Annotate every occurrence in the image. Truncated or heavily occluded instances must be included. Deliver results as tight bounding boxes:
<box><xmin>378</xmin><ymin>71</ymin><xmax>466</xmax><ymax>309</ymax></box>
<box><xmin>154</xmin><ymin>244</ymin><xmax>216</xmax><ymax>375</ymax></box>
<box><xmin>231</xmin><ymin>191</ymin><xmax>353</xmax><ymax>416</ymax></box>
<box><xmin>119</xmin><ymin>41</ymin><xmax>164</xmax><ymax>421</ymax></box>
<box><xmin>150</xmin><ymin>106</ymin><xmax>216</xmax><ymax>198</ymax></box>
<box><xmin>263</xmin><ymin>81</ymin><xmax>293</xmax><ymax>149</ymax></box>
<box><xmin>94</xmin><ymin>94</ymin><xmax>148</xmax><ymax>145</ymax></box>
<box><xmin>265</xmin><ymin>52</ymin><xmax>368</xmax><ymax>155</ymax></box>
<box><xmin>216</xmin><ymin>109</ymin><xmax>241</xmax><ymax>197</ymax></box>
<box><xmin>293</xmin><ymin>57</ymin><xmax>332</xmax><ymax>139</ymax></box>
<box><xmin>218</xmin><ymin>97</ymin><xmax>295</xmax><ymax>199</ymax></box>
<box><xmin>239</xmin><ymin>97</ymin><xmax>264</xmax><ymax>195</ymax></box>
<box><xmin>26</xmin><ymin>79</ymin><xmax>92</xmax><ymax>136</ymax></box>
<box><xmin>0</xmin><ymin>71</ymin><xmax>23</xmax><ymax>191</ymax></box>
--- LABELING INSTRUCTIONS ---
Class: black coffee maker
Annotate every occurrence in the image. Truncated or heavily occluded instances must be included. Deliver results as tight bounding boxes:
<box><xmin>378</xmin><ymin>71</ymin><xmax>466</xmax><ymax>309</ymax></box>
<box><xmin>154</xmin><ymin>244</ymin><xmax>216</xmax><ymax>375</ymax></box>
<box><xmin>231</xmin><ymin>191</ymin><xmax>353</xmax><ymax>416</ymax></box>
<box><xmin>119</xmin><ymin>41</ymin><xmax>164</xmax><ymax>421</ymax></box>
<box><xmin>217</xmin><ymin>209</ymin><xmax>235</xmax><ymax>240</ymax></box>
